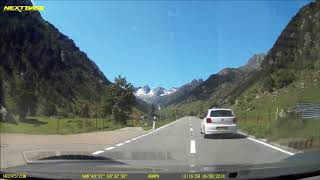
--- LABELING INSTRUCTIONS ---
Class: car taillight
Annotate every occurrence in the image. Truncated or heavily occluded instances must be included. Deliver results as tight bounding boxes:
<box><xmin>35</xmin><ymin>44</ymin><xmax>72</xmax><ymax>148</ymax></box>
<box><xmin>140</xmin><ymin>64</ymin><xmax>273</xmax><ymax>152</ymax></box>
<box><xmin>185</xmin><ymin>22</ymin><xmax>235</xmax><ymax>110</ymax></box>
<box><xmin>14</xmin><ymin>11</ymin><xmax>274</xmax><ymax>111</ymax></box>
<box><xmin>206</xmin><ymin>118</ymin><xmax>212</xmax><ymax>123</ymax></box>
<box><xmin>233</xmin><ymin>117</ymin><xmax>237</xmax><ymax>123</ymax></box>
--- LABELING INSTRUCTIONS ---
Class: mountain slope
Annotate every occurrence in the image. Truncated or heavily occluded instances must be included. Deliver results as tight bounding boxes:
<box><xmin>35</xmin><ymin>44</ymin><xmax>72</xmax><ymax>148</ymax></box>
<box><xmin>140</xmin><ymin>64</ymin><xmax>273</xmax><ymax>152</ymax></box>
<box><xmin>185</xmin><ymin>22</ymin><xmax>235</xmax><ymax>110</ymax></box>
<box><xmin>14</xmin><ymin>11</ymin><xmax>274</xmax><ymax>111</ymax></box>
<box><xmin>239</xmin><ymin>53</ymin><xmax>265</xmax><ymax>70</ymax></box>
<box><xmin>260</xmin><ymin>1</ymin><xmax>320</xmax><ymax>87</ymax></box>
<box><xmin>158</xmin><ymin>79</ymin><xmax>203</xmax><ymax>106</ymax></box>
<box><xmin>170</xmin><ymin>1</ymin><xmax>320</xmax><ymax>116</ymax></box>
<box><xmin>0</xmin><ymin>0</ymin><xmax>112</xmax><ymax>116</ymax></box>
<box><xmin>237</xmin><ymin>1</ymin><xmax>320</xmax><ymax>107</ymax></box>
<box><xmin>217</xmin><ymin>2</ymin><xmax>320</xmax><ymax>106</ymax></box>
<box><xmin>168</xmin><ymin>54</ymin><xmax>264</xmax><ymax>110</ymax></box>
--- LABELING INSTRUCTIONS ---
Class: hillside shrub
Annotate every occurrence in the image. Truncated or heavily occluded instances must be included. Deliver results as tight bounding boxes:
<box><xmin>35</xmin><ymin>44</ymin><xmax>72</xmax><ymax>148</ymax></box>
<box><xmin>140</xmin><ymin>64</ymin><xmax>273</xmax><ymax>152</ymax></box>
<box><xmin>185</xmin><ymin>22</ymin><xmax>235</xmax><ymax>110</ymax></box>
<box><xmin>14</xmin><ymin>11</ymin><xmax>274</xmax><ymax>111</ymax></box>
<box><xmin>42</xmin><ymin>102</ymin><xmax>57</xmax><ymax>116</ymax></box>
<box><xmin>315</xmin><ymin>60</ymin><xmax>320</xmax><ymax>69</ymax></box>
<box><xmin>275</xmin><ymin>70</ymin><xmax>295</xmax><ymax>88</ymax></box>
<box><xmin>262</xmin><ymin>76</ymin><xmax>275</xmax><ymax>92</ymax></box>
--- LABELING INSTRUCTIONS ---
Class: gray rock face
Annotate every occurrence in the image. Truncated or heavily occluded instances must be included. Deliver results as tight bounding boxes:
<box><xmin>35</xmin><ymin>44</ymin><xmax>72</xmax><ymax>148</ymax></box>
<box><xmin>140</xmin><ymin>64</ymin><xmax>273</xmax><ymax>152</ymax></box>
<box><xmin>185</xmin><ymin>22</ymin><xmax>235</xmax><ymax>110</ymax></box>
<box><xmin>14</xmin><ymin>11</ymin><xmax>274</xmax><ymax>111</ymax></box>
<box><xmin>142</xmin><ymin>85</ymin><xmax>151</xmax><ymax>93</ymax></box>
<box><xmin>239</xmin><ymin>53</ymin><xmax>266</xmax><ymax>70</ymax></box>
<box><xmin>245</xmin><ymin>53</ymin><xmax>266</xmax><ymax>69</ymax></box>
<box><xmin>153</xmin><ymin>87</ymin><xmax>166</xmax><ymax>96</ymax></box>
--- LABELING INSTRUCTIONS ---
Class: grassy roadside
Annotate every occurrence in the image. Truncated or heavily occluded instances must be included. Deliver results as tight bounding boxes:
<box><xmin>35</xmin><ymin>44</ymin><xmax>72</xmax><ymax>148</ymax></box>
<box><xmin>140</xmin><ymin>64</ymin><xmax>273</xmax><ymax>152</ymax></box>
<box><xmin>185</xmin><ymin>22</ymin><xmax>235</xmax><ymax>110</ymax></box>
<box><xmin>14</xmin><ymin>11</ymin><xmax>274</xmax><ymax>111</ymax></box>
<box><xmin>233</xmin><ymin>72</ymin><xmax>320</xmax><ymax>144</ymax></box>
<box><xmin>235</xmin><ymin>110</ymin><xmax>320</xmax><ymax>141</ymax></box>
<box><xmin>0</xmin><ymin>116</ymin><xmax>177</xmax><ymax>135</ymax></box>
<box><xmin>0</xmin><ymin>116</ymin><xmax>119</xmax><ymax>134</ymax></box>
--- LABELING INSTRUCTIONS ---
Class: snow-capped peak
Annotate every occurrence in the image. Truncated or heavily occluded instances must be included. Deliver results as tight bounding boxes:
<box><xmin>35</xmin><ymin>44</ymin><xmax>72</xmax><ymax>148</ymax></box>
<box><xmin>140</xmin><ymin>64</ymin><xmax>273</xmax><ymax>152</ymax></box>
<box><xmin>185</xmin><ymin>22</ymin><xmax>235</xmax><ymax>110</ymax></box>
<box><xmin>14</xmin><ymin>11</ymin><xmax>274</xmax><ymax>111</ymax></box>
<box><xmin>142</xmin><ymin>85</ymin><xmax>151</xmax><ymax>93</ymax></box>
<box><xmin>134</xmin><ymin>86</ymin><xmax>177</xmax><ymax>98</ymax></box>
<box><xmin>168</xmin><ymin>87</ymin><xmax>178</xmax><ymax>94</ymax></box>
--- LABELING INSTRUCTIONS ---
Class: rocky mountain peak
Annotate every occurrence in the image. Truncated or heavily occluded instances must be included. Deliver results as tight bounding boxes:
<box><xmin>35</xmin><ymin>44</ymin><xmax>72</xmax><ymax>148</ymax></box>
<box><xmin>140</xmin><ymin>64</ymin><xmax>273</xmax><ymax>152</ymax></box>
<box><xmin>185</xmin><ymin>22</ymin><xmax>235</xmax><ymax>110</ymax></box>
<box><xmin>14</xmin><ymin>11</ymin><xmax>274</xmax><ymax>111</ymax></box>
<box><xmin>218</xmin><ymin>68</ymin><xmax>233</xmax><ymax>76</ymax></box>
<box><xmin>245</xmin><ymin>53</ymin><xmax>266</xmax><ymax>69</ymax></box>
<box><xmin>153</xmin><ymin>87</ymin><xmax>166</xmax><ymax>96</ymax></box>
<box><xmin>142</xmin><ymin>85</ymin><xmax>151</xmax><ymax>93</ymax></box>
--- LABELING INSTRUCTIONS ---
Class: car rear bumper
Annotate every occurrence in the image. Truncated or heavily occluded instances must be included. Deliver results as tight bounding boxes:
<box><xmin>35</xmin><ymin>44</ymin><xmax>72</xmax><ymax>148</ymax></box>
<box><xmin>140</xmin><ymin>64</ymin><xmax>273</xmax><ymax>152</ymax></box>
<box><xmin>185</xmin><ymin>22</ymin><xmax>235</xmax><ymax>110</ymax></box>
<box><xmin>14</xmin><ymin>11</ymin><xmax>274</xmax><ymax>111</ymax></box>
<box><xmin>204</xmin><ymin>124</ymin><xmax>237</xmax><ymax>134</ymax></box>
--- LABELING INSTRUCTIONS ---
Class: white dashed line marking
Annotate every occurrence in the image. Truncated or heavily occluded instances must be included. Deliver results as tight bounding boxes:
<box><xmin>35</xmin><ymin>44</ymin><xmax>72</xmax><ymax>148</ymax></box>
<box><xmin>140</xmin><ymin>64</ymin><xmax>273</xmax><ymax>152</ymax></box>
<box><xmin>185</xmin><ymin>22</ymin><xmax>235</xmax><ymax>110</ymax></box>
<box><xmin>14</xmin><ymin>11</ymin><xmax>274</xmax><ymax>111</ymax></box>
<box><xmin>189</xmin><ymin>165</ymin><xmax>195</xmax><ymax>167</ymax></box>
<box><xmin>92</xmin><ymin>151</ymin><xmax>104</xmax><ymax>155</ymax></box>
<box><xmin>105</xmin><ymin>147</ymin><xmax>115</xmax><ymax>151</ymax></box>
<box><xmin>190</xmin><ymin>128</ymin><xmax>193</xmax><ymax>131</ymax></box>
<box><xmin>190</xmin><ymin>140</ymin><xmax>196</xmax><ymax>154</ymax></box>
<box><xmin>116</xmin><ymin>143</ymin><xmax>124</xmax><ymax>147</ymax></box>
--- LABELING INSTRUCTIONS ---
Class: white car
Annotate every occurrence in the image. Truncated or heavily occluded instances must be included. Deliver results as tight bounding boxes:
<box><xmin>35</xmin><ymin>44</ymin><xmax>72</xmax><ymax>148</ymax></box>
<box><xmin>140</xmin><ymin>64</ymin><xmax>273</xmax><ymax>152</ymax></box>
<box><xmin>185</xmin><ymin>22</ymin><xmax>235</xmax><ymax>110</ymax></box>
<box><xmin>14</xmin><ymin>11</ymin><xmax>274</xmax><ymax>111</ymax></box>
<box><xmin>201</xmin><ymin>108</ymin><xmax>237</xmax><ymax>137</ymax></box>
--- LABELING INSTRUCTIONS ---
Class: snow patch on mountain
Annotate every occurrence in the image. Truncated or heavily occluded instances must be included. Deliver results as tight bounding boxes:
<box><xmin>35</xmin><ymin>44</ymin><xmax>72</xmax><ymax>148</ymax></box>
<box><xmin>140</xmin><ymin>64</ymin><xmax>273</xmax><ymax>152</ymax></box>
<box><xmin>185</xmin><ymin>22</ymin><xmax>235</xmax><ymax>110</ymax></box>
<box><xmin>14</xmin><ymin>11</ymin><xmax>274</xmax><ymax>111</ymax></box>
<box><xmin>134</xmin><ymin>79</ymin><xmax>203</xmax><ymax>105</ymax></box>
<box><xmin>135</xmin><ymin>86</ymin><xmax>177</xmax><ymax>98</ymax></box>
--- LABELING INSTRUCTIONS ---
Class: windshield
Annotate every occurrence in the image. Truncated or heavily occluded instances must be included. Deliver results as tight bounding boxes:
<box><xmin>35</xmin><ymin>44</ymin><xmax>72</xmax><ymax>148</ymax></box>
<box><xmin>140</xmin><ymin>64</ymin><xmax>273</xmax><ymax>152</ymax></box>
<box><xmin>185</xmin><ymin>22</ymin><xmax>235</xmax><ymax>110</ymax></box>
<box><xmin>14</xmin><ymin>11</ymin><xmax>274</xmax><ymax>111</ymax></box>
<box><xmin>210</xmin><ymin>110</ymin><xmax>234</xmax><ymax>117</ymax></box>
<box><xmin>1</xmin><ymin>0</ymin><xmax>320</xmax><ymax>179</ymax></box>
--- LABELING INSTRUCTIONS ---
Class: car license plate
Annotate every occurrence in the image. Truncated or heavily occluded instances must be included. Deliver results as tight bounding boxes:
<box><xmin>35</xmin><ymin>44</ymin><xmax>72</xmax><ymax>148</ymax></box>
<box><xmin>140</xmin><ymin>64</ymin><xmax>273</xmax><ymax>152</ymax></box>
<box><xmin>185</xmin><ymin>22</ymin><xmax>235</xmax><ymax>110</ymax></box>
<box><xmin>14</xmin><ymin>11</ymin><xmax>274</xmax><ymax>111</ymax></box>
<box><xmin>216</xmin><ymin>127</ymin><xmax>228</xmax><ymax>130</ymax></box>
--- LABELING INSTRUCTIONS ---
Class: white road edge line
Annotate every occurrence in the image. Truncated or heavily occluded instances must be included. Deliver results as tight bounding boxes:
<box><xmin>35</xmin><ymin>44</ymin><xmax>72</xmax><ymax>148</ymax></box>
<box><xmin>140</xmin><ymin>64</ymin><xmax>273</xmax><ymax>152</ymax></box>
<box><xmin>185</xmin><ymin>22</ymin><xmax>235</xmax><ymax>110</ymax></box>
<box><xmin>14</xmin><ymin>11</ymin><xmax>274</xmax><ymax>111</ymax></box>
<box><xmin>95</xmin><ymin>118</ymin><xmax>185</xmax><ymax>156</ymax></box>
<box><xmin>151</xmin><ymin>118</ymin><xmax>185</xmax><ymax>134</ymax></box>
<box><xmin>105</xmin><ymin>147</ymin><xmax>115</xmax><ymax>151</ymax></box>
<box><xmin>92</xmin><ymin>150</ymin><xmax>104</xmax><ymax>155</ymax></box>
<box><xmin>115</xmin><ymin>143</ymin><xmax>124</xmax><ymax>147</ymax></box>
<box><xmin>92</xmin><ymin>119</ymin><xmax>182</xmax><ymax>155</ymax></box>
<box><xmin>247</xmin><ymin>137</ymin><xmax>294</xmax><ymax>156</ymax></box>
<box><xmin>190</xmin><ymin>140</ymin><xmax>196</xmax><ymax>154</ymax></box>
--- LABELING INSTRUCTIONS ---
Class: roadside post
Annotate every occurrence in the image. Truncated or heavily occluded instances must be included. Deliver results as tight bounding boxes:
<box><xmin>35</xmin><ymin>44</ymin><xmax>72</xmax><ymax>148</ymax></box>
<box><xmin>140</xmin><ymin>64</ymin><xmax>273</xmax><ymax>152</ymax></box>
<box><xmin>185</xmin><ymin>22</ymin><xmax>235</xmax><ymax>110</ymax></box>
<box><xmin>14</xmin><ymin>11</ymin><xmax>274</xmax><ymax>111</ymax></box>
<box><xmin>158</xmin><ymin>106</ymin><xmax>161</xmax><ymax>121</ymax></box>
<box><xmin>244</xmin><ymin>112</ymin><xmax>247</xmax><ymax>125</ymax></box>
<box><xmin>57</xmin><ymin>118</ymin><xmax>60</xmax><ymax>133</ymax></box>
<box><xmin>153</xmin><ymin>116</ymin><xmax>156</xmax><ymax>130</ymax></box>
<box><xmin>0</xmin><ymin>106</ymin><xmax>7</xmax><ymax>121</ymax></box>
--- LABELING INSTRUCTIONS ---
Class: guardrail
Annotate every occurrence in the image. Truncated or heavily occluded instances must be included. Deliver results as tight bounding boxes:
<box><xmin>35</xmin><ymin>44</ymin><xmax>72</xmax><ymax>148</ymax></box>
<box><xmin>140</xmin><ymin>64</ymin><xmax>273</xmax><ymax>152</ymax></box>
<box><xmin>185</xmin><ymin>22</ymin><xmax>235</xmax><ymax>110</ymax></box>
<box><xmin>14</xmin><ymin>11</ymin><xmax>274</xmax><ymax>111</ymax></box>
<box><xmin>297</xmin><ymin>103</ymin><xmax>320</xmax><ymax>119</ymax></box>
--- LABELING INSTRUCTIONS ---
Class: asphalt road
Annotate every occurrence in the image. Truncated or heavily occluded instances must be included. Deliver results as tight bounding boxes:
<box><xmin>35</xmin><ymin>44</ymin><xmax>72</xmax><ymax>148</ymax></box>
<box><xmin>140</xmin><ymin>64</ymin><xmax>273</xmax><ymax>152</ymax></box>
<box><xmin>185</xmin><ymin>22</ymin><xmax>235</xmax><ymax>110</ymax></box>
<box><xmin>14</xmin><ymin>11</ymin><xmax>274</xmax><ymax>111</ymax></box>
<box><xmin>4</xmin><ymin>117</ymin><xmax>320</xmax><ymax>180</ymax></box>
<box><xmin>92</xmin><ymin>116</ymin><xmax>292</xmax><ymax>166</ymax></box>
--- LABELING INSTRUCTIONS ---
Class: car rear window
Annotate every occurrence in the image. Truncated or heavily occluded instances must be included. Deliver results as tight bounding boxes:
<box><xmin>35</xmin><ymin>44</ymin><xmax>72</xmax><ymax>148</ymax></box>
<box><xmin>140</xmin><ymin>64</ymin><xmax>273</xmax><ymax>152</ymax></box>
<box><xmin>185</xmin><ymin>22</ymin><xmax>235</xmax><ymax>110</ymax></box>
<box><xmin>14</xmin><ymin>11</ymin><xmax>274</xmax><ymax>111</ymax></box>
<box><xmin>210</xmin><ymin>110</ymin><xmax>234</xmax><ymax>117</ymax></box>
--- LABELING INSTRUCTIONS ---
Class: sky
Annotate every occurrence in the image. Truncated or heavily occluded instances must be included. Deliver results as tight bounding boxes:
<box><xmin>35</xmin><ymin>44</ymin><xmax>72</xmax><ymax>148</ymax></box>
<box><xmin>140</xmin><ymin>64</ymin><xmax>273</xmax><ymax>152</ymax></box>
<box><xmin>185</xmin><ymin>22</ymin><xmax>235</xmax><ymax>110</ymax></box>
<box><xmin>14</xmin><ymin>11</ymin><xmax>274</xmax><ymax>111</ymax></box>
<box><xmin>37</xmin><ymin>0</ymin><xmax>310</xmax><ymax>89</ymax></box>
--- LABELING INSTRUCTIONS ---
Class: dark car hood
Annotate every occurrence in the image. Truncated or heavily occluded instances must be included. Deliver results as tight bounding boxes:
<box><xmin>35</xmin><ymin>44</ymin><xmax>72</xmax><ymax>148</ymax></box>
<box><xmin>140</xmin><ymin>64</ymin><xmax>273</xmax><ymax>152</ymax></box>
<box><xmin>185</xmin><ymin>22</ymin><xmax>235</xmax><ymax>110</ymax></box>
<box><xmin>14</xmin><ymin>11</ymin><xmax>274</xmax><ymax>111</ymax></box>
<box><xmin>1</xmin><ymin>151</ymin><xmax>320</xmax><ymax>180</ymax></box>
